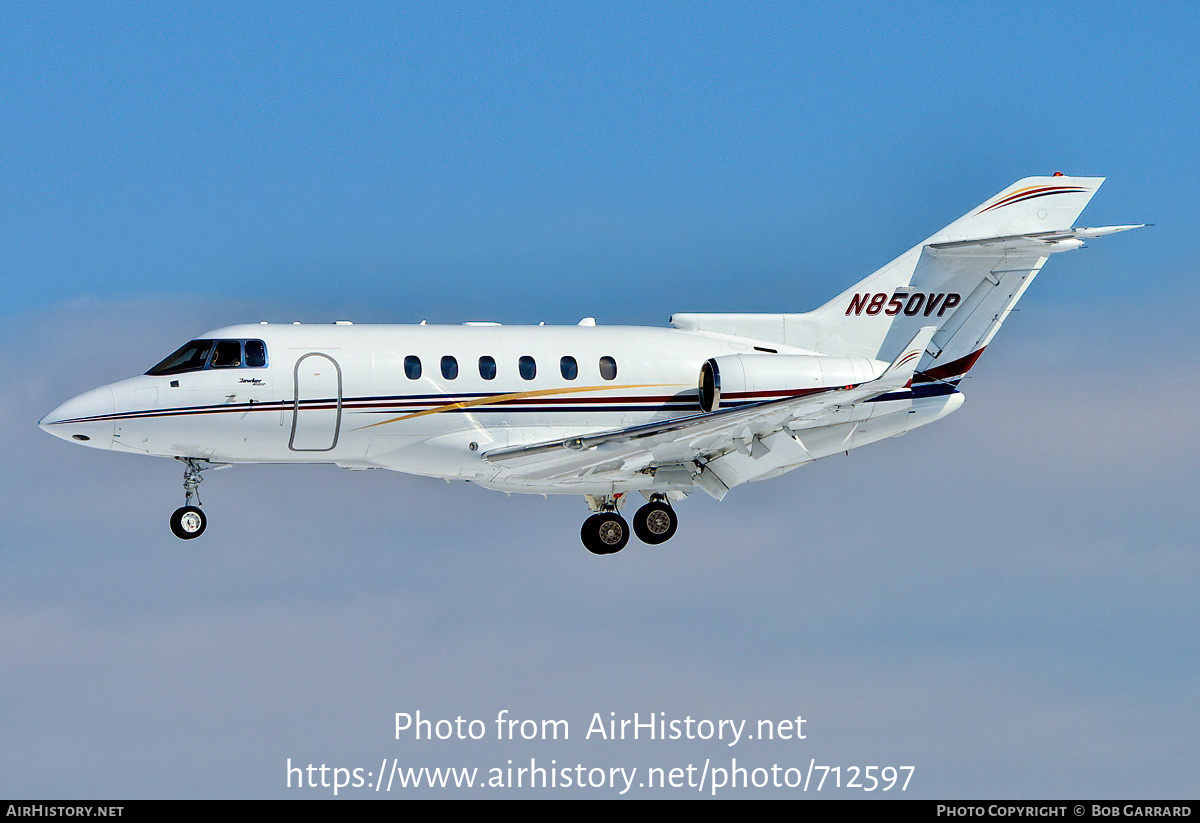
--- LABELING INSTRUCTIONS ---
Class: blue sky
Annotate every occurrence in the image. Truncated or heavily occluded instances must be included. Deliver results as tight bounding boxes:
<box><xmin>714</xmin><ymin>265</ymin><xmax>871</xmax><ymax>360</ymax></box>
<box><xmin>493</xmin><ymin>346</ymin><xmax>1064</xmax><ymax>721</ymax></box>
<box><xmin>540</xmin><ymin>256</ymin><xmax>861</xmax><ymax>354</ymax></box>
<box><xmin>3</xmin><ymin>2</ymin><xmax>1198</xmax><ymax>798</ymax></box>
<box><xmin>6</xmin><ymin>2</ymin><xmax>1197</xmax><ymax>323</ymax></box>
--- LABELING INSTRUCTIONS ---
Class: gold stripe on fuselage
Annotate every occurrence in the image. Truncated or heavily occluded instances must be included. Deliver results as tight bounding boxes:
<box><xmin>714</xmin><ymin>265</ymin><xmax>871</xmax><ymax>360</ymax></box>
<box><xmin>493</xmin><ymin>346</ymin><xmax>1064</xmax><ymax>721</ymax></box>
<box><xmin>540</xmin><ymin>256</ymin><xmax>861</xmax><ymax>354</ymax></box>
<box><xmin>352</xmin><ymin>383</ymin><xmax>686</xmax><ymax>430</ymax></box>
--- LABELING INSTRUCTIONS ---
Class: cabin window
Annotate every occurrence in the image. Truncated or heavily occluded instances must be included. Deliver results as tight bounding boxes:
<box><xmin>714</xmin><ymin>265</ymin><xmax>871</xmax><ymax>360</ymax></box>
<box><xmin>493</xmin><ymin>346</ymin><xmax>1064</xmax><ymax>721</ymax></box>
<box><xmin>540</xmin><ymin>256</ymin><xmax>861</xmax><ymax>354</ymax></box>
<box><xmin>559</xmin><ymin>356</ymin><xmax>578</xmax><ymax>380</ymax></box>
<box><xmin>404</xmin><ymin>355</ymin><xmax>422</xmax><ymax>379</ymax></box>
<box><xmin>210</xmin><ymin>340</ymin><xmax>242</xmax><ymax>368</ymax></box>
<box><xmin>244</xmin><ymin>340</ymin><xmax>267</xmax><ymax>368</ymax></box>
<box><xmin>478</xmin><ymin>355</ymin><xmax>497</xmax><ymax>380</ymax></box>
<box><xmin>599</xmin><ymin>356</ymin><xmax>618</xmax><ymax>380</ymax></box>
<box><xmin>441</xmin><ymin>355</ymin><xmax>459</xmax><ymax>380</ymax></box>
<box><xmin>519</xmin><ymin>355</ymin><xmax>536</xmax><ymax>380</ymax></box>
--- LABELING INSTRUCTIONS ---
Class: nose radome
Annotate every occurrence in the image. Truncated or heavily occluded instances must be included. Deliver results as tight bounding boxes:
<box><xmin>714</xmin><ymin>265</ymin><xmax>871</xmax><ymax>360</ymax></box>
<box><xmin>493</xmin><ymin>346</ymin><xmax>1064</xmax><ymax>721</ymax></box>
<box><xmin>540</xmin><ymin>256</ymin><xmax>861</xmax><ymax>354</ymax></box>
<box><xmin>38</xmin><ymin>385</ymin><xmax>117</xmax><ymax>447</ymax></box>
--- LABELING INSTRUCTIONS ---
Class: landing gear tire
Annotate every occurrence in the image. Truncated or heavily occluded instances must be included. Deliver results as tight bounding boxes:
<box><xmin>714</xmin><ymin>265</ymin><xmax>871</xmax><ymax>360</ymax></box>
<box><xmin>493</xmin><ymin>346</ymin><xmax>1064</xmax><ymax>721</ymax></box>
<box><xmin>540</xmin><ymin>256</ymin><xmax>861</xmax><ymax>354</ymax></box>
<box><xmin>633</xmin><ymin>501</ymin><xmax>678</xmax><ymax>545</ymax></box>
<box><xmin>170</xmin><ymin>506</ymin><xmax>207</xmax><ymax>540</ymax></box>
<box><xmin>581</xmin><ymin>512</ymin><xmax>630</xmax><ymax>555</ymax></box>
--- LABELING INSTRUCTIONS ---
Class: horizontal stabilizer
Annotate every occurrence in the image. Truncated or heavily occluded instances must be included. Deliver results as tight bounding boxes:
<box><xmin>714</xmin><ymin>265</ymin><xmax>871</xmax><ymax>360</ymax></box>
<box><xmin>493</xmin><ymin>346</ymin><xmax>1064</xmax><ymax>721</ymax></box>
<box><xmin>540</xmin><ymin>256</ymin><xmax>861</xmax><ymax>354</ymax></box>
<box><xmin>928</xmin><ymin>224</ymin><xmax>1147</xmax><ymax>254</ymax></box>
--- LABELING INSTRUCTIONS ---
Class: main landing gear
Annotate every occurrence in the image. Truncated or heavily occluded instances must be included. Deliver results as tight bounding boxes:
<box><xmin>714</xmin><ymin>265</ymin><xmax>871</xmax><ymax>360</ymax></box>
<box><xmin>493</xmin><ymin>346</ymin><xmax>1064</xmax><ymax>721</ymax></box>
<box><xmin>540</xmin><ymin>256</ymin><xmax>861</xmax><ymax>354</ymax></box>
<box><xmin>580</xmin><ymin>494</ymin><xmax>679</xmax><ymax>555</ymax></box>
<box><xmin>169</xmin><ymin>457</ymin><xmax>227</xmax><ymax>540</ymax></box>
<box><xmin>581</xmin><ymin>511</ymin><xmax>629</xmax><ymax>555</ymax></box>
<box><xmin>633</xmin><ymin>499</ymin><xmax>678</xmax><ymax>545</ymax></box>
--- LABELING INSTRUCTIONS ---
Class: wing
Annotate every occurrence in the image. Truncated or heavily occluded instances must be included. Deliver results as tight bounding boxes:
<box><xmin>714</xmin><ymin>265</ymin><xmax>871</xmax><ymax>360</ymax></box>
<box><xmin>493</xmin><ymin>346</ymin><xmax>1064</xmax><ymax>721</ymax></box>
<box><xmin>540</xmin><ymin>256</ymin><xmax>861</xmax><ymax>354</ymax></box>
<box><xmin>483</xmin><ymin>327</ymin><xmax>937</xmax><ymax>497</ymax></box>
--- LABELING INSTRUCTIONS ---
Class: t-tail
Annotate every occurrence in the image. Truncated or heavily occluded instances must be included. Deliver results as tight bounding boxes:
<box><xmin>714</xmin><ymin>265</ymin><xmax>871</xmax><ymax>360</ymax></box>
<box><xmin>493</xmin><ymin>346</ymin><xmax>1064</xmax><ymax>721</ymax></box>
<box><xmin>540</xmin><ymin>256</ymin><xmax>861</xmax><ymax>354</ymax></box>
<box><xmin>671</xmin><ymin>175</ymin><xmax>1144</xmax><ymax>385</ymax></box>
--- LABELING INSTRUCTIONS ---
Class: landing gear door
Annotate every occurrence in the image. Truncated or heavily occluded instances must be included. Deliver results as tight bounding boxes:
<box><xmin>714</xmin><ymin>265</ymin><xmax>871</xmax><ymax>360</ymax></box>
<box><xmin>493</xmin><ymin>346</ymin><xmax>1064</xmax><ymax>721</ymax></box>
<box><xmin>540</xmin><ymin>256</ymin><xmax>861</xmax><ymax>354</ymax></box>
<box><xmin>290</xmin><ymin>353</ymin><xmax>342</xmax><ymax>451</ymax></box>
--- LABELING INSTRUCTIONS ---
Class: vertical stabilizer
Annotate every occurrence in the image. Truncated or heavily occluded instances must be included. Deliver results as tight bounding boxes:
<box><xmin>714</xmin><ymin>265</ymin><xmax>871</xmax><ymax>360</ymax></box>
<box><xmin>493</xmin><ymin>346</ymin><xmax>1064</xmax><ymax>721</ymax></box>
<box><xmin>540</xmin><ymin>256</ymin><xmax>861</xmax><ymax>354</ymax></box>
<box><xmin>672</xmin><ymin>175</ymin><xmax>1127</xmax><ymax>384</ymax></box>
<box><xmin>792</xmin><ymin>176</ymin><xmax>1105</xmax><ymax>364</ymax></box>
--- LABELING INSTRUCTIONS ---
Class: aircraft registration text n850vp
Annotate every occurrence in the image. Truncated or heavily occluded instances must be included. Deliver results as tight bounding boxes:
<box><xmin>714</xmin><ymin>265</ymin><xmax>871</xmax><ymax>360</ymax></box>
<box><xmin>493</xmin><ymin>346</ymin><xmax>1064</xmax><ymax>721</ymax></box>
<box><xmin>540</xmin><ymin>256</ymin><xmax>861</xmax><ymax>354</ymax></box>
<box><xmin>845</xmin><ymin>292</ymin><xmax>961</xmax><ymax>317</ymax></box>
<box><xmin>39</xmin><ymin>175</ymin><xmax>1144</xmax><ymax>554</ymax></box>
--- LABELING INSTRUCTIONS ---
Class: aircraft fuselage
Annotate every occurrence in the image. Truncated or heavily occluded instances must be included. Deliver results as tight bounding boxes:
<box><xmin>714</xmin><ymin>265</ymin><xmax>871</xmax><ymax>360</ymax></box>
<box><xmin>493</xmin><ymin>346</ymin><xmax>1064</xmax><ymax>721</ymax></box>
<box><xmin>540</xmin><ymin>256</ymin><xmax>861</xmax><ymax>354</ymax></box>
<box><xmin>39</xmin><ymin>321</ymin><xmax>954</xmax><ymax>496</ymax></box>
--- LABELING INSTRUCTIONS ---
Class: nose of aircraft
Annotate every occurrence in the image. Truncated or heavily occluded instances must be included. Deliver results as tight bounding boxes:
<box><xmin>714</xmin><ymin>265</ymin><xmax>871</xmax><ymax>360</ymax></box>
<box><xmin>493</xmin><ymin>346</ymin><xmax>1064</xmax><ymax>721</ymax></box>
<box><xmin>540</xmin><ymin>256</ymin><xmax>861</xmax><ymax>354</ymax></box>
<box><xmin>38</xmin><ymin>385</ymin><xmax>117</xmax><ymax>448</ymax></box>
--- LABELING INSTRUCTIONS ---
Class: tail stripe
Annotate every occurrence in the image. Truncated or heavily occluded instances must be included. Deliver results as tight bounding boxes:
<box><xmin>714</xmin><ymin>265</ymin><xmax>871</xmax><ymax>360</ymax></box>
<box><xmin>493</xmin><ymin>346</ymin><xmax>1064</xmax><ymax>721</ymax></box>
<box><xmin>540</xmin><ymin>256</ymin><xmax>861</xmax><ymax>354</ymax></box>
<box><xmin>915</xmin><ymin>348</ymin><xmax>986</xmax><ymax>383</ymax></box>
<box><xmin>977</xmin><ymin>185</ymin><xmax>1090</xmax><ymax>214</ymax></box>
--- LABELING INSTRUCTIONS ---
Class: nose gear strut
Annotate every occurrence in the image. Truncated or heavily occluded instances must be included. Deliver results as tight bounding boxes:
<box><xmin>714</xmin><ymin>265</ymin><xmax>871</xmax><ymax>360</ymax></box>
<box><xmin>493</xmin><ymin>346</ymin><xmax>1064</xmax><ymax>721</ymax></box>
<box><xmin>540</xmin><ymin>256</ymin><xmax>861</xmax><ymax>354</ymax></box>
<box><xmin>169</xmin><ymin>458</ymin><xmax>229</xmax><ymax>540</ymax></box>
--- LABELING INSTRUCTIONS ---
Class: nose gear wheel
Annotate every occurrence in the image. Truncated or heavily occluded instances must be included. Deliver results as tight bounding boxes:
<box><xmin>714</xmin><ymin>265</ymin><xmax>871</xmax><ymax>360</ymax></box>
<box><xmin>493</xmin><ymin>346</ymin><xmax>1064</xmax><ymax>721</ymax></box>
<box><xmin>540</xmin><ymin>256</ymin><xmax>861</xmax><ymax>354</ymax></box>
<box><xmin>170</xmin><ymin>506</ymin><xmax>207</xmax><ymax>539</ymax></box>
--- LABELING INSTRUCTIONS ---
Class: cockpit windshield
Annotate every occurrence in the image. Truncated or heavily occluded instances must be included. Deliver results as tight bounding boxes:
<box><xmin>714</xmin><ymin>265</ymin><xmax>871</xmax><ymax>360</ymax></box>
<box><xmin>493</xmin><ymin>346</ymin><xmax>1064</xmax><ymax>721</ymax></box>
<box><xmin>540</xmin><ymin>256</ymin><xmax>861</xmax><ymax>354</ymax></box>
<box><xmin>147</xmin><ymin>340</ymin><xmax>214</xmax><ymax>375</ymax></box>
<box><xmin>146</xmin><ymin>339</ymin><xmax>268</xmax><ymax>376</ymax></box>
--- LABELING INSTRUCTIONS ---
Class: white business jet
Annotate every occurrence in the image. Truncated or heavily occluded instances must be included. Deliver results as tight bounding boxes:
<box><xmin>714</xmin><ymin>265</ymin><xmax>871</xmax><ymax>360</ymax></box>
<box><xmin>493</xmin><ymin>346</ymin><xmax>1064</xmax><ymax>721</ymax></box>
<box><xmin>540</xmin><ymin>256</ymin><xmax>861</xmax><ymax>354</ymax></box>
<box><xmin>40</xmin><ymin>175</ymin><xmax>1142</xmax><ymax>553</ymax></box>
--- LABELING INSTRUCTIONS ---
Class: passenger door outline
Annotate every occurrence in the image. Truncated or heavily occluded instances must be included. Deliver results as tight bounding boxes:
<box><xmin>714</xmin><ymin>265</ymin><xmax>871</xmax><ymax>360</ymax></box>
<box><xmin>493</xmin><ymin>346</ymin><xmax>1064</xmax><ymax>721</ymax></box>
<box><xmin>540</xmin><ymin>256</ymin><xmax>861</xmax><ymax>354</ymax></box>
<box><xmin>289</xmin><ymin>352</ymin><xmax>342</xmax><ymax>452</ymax></box>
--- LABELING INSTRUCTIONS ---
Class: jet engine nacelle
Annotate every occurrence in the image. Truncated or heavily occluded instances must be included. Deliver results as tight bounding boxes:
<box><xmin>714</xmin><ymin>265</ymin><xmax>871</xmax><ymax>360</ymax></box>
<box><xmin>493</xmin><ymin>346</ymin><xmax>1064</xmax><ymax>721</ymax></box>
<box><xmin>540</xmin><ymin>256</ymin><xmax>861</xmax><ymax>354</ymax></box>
<box><xmin>698</xmin><ymin>354</ymin><xmax>880</xmax><ymax>412</ymax></box>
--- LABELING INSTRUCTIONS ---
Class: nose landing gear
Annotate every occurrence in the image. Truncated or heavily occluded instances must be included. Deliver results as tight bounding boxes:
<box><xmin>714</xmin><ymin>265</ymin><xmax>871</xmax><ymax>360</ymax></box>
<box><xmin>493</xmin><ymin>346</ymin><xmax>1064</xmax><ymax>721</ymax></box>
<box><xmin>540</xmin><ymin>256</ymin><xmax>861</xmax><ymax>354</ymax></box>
<box><xmin>170</xmin><ymin>505</ymin><xmax>206</xmax><ymax>540</ymax></box>
<box><xmin>169</xmin><ymin>458</ymin><xmax>228</xmax><ymax>540</ymax></box>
